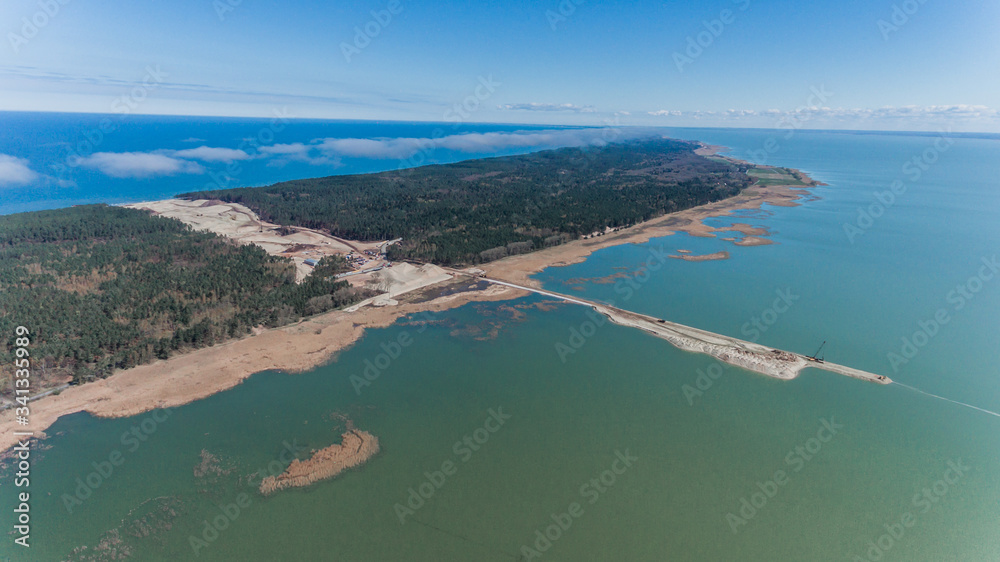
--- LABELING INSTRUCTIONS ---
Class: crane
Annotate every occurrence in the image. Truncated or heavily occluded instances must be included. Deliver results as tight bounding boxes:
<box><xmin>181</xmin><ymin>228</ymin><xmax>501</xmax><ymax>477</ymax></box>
<box><xmin>806</xmin><ymin>341</ymin><xmax>826</xmax><ymax>363</ymax></box>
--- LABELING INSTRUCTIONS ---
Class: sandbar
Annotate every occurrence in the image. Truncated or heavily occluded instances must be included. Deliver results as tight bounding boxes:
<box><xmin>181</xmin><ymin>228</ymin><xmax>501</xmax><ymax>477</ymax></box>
<box><xmin>670</xmin><ymin>251</ymin><xmax>730</xmax><ymax>262</ymax></box>
<box><xmin>260</xmin><ymin>423</ymin><xmax>379</xmax><ymax>495</ymax></box>
<box><xmin>735</xmin><ymin>236</ymin><xmax>773</xmax><ymax>247</ymax></box>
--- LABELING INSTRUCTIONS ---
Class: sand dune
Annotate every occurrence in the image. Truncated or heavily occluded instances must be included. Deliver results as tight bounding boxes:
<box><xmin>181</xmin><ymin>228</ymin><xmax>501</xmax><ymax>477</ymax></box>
<box><xmin>125</xmin><ymin>199</ymin><xmax>382</xmax><ymax>282</ymax></box>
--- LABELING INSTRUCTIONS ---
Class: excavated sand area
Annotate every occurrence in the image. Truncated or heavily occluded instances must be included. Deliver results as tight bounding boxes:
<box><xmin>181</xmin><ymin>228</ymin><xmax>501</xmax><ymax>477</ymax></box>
<box><xmin>125</xmin><ymin>199</ymin><xmax>378</xmax><ymax>282</ymax></box>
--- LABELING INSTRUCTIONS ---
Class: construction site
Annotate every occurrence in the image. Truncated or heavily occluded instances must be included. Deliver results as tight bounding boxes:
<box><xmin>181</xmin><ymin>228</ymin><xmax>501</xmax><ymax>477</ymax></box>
<box><xmin>126</xmin><ymin>199</ymin><xmax>892</xmax><ymax>386</ymax></box>
<box><xmin>126</xmin><ymin>199</ymin><xmax>402</xmax><ymax>284</ymax></box>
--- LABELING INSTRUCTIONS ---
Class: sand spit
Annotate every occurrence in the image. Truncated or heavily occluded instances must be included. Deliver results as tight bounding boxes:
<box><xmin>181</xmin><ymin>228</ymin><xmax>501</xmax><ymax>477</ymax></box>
<box><xmin>260</xmin><ymin>426</ymin><xmax>379</xmax><ymax>495</ymax></box>
<box><xmin>0</xmin><ymin>146</ymin><xmax>825</xmax><ymax>453</ymax></box>
<box><xmin>482</xmin><ymin>169</ymin><xmax>813</xmax><ymax>286</ymax></box>
<box><xmin>596</xmin><ymin>306</ymin><xmax>806</xmax><ymax>379</ymax></box>
<box><xmin>694</xmin><ymin>144</ymin><xmax>728</xmax><ymax>156</ymax></box>
<box><xmin>463</xmin><ymin>272</ymin><xmax>892</xmax><ymax>385</ymax></box>
<box><xmin>596</xmin><ymin>305</ymin><xmax>890</xmax><ymax>383</ymax></box>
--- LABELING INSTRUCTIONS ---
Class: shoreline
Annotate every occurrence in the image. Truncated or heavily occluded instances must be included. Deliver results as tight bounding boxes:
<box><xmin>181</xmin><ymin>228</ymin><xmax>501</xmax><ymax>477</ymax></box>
<box><xmin>0</xmin><ymin>145</ymin><xmax>822</xmax><ymax>452</ymax></box>
<box><xmin>478</xmin><ymin>148</ymin><xmax>816</xmax><ymax>287</ymax></box>
<box><xmin>456</xmin><ymin>271</ymin><xmax>890</xmax><ymax>384</ymax></box>
<box><xmin>0</xmin><ymin>280</ymin><xmax>523</xmax><ymax>452</ymax></box>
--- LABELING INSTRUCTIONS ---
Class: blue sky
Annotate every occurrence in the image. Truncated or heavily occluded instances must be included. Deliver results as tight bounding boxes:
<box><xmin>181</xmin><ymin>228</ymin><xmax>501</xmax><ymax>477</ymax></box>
<box><xmin>1</xmin><ymin>0</ymin><xmax>998</xmax><ymax>131</ymax></box>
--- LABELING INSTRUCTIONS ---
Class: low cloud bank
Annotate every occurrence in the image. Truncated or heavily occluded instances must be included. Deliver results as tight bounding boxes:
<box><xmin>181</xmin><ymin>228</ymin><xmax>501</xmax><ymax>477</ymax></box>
<box><xmin>78</xmin><ymin>152</ymin><xmax>205</xmax><ymax>178</ymax></box>
<box><xmin>266</xmin><ymin>128</ymin><xmax>645</xmax><ymax>164</ymax></box>
<box><xmin>648</xmin><ymin>104</ymin><xmax>1000</xmax><ymax>123</ymax></box>
<box><xmin>499</xmin><ymin>103</ymin><xmax>597</xmax><ymax>113</ymax></box>
<box><xmin>44</xmin><ymin>129</ymin><xmax>653</xmax><ymax>179</ymax></box>
<box><xmin>0</xmin><ymin>154</ymin><xmax>39</xmax><ymax>186</ymax></box>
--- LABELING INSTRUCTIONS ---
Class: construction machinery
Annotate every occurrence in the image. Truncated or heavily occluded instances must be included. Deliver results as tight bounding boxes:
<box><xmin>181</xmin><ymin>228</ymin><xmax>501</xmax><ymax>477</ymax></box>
<box><xmin>806</xmin><ymin>341</ymin><xmax>826</xmax><ymax>363</ymax></box>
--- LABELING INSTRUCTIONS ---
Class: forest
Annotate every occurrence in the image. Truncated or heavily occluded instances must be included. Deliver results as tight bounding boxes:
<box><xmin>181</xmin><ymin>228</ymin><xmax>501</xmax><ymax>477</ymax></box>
<box><xmin>0</xmin><ymin>205</ymin><xmax>372</xmax><ymax>392</ymax></box>
<box><xmin>183</xmin><ymin>138</ymin><xmax>753</xmax><ymax>264</ymax></box>
<box><xmin>0</xmin><ymin>139</ymin><xmax>750</xmax><ymax>395</ymax></box>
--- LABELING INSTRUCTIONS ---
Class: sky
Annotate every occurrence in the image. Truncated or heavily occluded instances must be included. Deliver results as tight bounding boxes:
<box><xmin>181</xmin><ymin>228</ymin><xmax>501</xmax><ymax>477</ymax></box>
<box><xmin>1</xmin><ymin>0</ymin><xmax>999</xmax><ymax>132</ymax></box>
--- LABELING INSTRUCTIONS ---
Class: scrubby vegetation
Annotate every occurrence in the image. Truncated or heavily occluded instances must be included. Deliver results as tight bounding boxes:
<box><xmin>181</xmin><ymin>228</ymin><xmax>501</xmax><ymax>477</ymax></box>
<box><xmin>183</xmin><ymin>138</ymin><xmax>752</xmax><ymax>264</ymax></box>
<box><xmin>0</xmin><ymin>205</ymin><xmax>372</xmax><ymax>390</ymax></box>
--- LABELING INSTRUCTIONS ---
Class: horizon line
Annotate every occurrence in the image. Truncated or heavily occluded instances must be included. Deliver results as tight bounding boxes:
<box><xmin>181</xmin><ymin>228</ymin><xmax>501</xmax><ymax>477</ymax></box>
<box><xmin>2</xmin><ymin>108</ymin><xmax>998</xmax><ymax>138</ymax></box>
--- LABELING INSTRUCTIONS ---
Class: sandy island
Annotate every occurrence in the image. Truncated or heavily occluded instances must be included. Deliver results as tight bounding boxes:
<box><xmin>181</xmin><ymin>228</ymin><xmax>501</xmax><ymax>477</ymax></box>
<box><xmin>670</xmin><ymin>251</ymin><xmax>730</xmax><ymax>262</ymax></box>
<box><xmin>260</xmin><ymin>420</ymin><xmax>379</xmax><ymax>495</ymax></box>
<box><xmin>735</xmin><ymin>236</ymin><xmax>773</xmax><ymax>247</ymax></box>
<box><xmin>0</xmin><ymin>144</ymin><xmax>823</xmax><ymax>452</ymax></box>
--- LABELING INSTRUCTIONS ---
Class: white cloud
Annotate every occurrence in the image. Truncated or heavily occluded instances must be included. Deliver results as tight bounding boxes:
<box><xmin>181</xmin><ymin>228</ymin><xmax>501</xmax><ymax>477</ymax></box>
<box><xmin>498</xmin><ymin>103</ymin><xmax>597</xmax><ymax>113</ymax></box>
<box><xmin>181</xmin><ymin>137</ymin><xmax>207</xmax><ymax>143</ymax></box>
<box><xmin>258</xmin><ymin>143</ymin><xmax>339</xmax><ymax>166</ymax></box>
<box><xmin>647</xmin><ymin>105</ymin><xmax>1000</xmax><ymax>123</ymax></box>
<box><xmin>306</xmin><ymin>129</ymin><xmax>641</xmax><ymax>161</ymax></box>
<box><xmin>315</xmin><ymin>138</ymin><xmax>420</xmax><ymax>159</ymax></box>
<box><xmin>250</xmin><ymin>130</ymin><xmax>642</xmax><ymax>166</ymax></box>
<box><xmin>79</xmin><ymin>152</ymin><xmax>205</xmax><ymax>178</ymax></box>
<box><xmin>0</xmin><ymin>154</ymin><xmax>39</xmax><ymax>187</ymax></box>
<box><xmin>434</xmin><ymin>130</ymin><xmax>592</xmax><ymax>152</ymax></box>
<box><xmin>259</xmin><ymin>143</ymin><xmax>310</xmax><ymax>156</ymax></box>
<box><xmin>75</xmin><ymin>144</ymin><xmax>250</xmax><ymax>178</ymax></box>
<box><xmin>172</xmin><ymin>146</ymin><xmax>252</xmax><ymax>162</ymax></box>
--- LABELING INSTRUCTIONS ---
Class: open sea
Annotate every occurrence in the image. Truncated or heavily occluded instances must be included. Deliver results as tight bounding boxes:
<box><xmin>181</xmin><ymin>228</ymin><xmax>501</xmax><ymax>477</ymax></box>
<box><xmin>0</xmin><ymin>112</ymin><xmax>581</xmax><ymax>216</ymax></box>
<box><xmin>1</xmin><ymin>114</ymin><xmax>999</xmax><ymax>561</ymax></box>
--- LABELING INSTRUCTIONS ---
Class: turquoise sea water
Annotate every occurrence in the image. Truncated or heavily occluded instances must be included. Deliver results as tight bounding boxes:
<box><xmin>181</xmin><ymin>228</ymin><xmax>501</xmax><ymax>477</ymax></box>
<box><xmin>2</xmin><ymin>126</ymin><xmax>999</xmax><ymax>561</ymax></box>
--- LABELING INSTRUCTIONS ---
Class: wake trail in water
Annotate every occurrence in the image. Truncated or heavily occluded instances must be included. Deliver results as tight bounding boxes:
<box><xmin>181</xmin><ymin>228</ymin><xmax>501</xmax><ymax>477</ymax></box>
<box><xmin>893</xmin><ymin>382</ymin><xmax>1000</xmax><ymax>419</ymax></box>
<box><xmin>411</xmin><ymin>517</ymin><xmax>522</xmax><ymax>560</ymax></box>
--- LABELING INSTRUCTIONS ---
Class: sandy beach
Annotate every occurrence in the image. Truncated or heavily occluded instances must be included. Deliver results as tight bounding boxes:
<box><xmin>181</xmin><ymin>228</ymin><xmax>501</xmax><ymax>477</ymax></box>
<box><xmin>0</xmin><ymin>147</ymin><xmax>820</xmax><ymax>452</ymax></box>
<box><xmin>0</xmin><ymin>280</ymin><xmax>520</xmax><ymax>452</ymax></box>
<box><xmin>479</xmin><ymin>179</ymin><xmax>810</xmax><ymax>286</ymax></box>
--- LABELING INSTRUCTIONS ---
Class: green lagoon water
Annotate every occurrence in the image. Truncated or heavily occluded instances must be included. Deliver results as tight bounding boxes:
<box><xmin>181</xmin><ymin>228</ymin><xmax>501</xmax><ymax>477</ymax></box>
<box><xmin>3</xmin><ymin>130</ymin><xmax>1000</xmax><ymax>561</ymax></box>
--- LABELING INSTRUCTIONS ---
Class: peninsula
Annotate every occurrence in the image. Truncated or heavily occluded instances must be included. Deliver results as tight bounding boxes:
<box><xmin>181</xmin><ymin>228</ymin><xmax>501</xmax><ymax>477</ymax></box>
<box><xmin>0</xmin><ymin>138</ymin><xmax>839</xmax><ymax>453</ymax></box>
